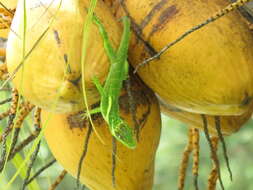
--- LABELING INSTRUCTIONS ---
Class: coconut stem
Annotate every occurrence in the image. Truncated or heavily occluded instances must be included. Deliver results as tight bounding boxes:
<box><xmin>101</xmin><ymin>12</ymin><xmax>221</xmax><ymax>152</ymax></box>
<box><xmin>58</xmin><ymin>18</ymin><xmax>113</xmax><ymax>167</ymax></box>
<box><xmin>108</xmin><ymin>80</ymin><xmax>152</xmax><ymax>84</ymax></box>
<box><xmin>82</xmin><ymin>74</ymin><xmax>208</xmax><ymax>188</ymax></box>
<box><xmin>76</xmin><ymin>123</ymin><xmax>92</xmax><ymax>189</ymax></box>
<box><xmin>26</xmin><ymin>159</ymin><xmax>57</xmax><ymax>186</ymax></box>
<box><xmin>214</xmin><ymin>116</ymin><xmax>233</xmax><ymax>181</ymax></box>
<box><xmin>201</xmin><ymin>115</ymin><xmax>225</xmax><ymax>190</ymax></box>
<box><xmin>22</xmin><ymin>141</ymin><xmax>41</xmax><ymax>190</ymax></box>
<box><xmin>112</xmin><ymin>137</ymin><xmax>117</xmax><ymax>188</ymax></box>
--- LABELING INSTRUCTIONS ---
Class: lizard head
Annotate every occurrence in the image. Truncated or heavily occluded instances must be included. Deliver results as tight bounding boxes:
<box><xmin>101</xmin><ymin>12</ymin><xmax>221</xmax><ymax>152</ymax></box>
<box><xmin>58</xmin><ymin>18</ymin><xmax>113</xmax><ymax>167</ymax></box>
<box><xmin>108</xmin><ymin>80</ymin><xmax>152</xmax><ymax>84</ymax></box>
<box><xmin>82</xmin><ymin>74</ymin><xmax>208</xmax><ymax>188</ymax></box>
<box><xmin>112</xmin><ymin>120</ymin><xmax>137</xmax><ymax>149</ymax></box>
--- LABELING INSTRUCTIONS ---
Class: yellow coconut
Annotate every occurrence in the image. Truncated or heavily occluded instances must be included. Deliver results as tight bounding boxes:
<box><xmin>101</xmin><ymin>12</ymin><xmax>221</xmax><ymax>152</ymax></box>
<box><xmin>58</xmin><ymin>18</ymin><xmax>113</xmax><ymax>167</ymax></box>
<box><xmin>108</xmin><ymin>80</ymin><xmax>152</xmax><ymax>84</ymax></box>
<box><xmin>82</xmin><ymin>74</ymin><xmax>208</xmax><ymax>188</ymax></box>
<box><xmin>42</xmin><ymin>75</ymin><xmax>161</xmax><ymax>190</ymax></box>
<box><xmin>159</xmin><ymin>96</ymin><xmax>253</xmax><ymax>136</ymax></box>
<box><xmin>0</xmin><ymin>0</ymin><xmax>17</xmax><ymax>9</ymax></box>
<box><xmin>105</xmin><ymin>0</ymin><xmax>253</xmax><ymax>116</ymax></box>
<box><xmin>6</xmin><ymin>0</ymin><xmax>122</xmax><ymax>113</ymax></box>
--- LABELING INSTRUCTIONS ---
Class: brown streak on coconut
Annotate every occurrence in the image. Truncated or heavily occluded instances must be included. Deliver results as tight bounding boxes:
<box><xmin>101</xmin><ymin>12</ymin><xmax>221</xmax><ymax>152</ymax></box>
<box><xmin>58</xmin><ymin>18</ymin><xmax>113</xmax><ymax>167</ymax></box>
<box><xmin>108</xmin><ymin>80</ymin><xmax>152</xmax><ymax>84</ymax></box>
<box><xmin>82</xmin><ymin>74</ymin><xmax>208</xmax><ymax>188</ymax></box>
<box><xmin>148</xmin><ymin>5</ymin><xmax>179</xmax><ymax>40</ymax></box>
<box><xmin>139</xmin><ymin>0</ymin><xmax>169</xmax><ymax>29</ymax></box>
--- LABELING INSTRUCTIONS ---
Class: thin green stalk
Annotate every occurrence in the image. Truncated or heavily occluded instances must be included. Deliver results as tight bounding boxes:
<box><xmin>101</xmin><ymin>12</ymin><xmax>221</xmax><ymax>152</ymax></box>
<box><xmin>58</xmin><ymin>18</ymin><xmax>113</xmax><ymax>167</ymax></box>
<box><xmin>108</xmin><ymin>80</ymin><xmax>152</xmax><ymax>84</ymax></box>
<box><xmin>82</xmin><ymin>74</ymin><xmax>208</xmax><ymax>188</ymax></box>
<box><xmin>2</xmin><ymin>0</ymin><xmax>31</xmax><ymax>183</ymax></box>
<box><xmin>80</xmin><ymin>0</ymin><xmax>105</xmax><ymax>144</ymax></box>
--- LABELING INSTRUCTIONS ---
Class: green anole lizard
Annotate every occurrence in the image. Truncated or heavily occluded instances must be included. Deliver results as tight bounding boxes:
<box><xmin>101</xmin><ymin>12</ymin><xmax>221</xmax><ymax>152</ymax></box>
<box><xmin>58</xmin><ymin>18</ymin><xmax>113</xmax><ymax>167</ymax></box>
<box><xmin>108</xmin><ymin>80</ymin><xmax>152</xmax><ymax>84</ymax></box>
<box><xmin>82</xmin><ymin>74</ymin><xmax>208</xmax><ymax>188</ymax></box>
<box><xmin>89</xmin><ymin>15</ymin><xmax>137</xmax><ymax>149</ymax></box>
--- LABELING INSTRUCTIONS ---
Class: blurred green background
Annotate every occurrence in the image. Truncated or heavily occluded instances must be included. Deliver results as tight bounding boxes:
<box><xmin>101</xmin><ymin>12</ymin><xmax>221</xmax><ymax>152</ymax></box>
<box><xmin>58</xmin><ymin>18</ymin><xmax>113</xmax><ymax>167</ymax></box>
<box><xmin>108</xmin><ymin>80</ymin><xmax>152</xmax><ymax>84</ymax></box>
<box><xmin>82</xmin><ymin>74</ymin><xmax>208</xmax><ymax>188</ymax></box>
<box><xmin>1</xmin><ymin>108</ymin><xmax>253</xmax><ymax>190</ymax></box>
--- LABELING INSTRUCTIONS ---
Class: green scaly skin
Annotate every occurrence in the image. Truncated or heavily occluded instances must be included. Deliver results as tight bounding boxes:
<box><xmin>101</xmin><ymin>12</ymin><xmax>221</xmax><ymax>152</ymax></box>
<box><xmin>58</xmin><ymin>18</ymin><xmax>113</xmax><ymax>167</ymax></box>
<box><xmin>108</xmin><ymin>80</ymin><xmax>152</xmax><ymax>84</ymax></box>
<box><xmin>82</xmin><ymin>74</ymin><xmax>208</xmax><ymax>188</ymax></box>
<box><xmin>91</xmin><ymin>15</ymin><xmax>136</xmax><ymax>149</ymax></box>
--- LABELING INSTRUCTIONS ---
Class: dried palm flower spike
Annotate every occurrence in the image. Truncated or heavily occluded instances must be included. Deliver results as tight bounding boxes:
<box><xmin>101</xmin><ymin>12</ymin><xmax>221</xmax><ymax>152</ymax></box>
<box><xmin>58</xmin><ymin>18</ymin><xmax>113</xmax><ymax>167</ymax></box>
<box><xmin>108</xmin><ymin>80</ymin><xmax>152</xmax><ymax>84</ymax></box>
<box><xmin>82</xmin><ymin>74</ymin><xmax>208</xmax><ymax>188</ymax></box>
<box><xmin>177</xmin><ymin>127</ymin><xmax>224</xmax><ymax>190</ymax></box>
<box><xmin>178</xmin><ymin>128</ymin><xmax>200</xmax><ymax>190</ymax></box>
<box><xmin>0</xmin><ymin>60</ymin><xmax>69</xmax><ymax>190</ymax></box>
<box><xmin>0</xmin><ymin>8</ymin><xmax>12</xmax><ymax>29</ymax></box>
<box><xmin>161</xmin><ymin>99</ymin><xmax>253</xmax><ymax>189</ymax></box>
<box><xmin>0</xmin><ymin>0</ymin><xmax>16</xmax><ymax>38</ymax></box>
<box><xmin>0</xmin><ymin>87</ymin><xmax>61</xmax><ymax>188</ymax></box>
<box><xmin>0</xmin><ymin>85</ymin><xmax>68</xmax><ymax>189</ymax></box>
<box><xmin>162</xmin><ymin>100</ymin><xmax>250</xmax><ymax>188</ymax></box>
<box><xmin>208</xmin><ymin>137</ymin><xmax>220</xmax><ymax>190</ymax></box>
<box><xmin>178</xmin><ymin>129</ymin><xmax>194</xmax><ymax>190</ymax></box>
<box><xmin>49</xmin><ymin>170</ymin><xmax>68</xmax><ymax>190</ymax></box>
